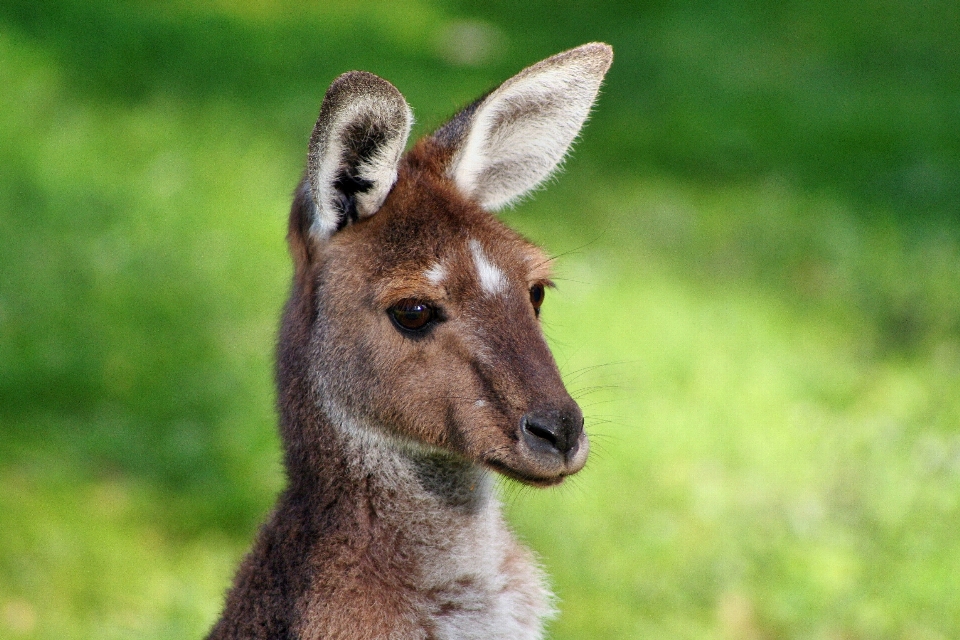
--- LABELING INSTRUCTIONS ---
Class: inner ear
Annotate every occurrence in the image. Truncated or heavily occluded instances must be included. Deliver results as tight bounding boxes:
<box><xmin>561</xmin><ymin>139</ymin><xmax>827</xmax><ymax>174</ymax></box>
<box><xmin>331</xmin><ymin>122</ymin><xmax>387</xmax><ymax>231</ymax></box>
<box><xmin>305</xmin><ymin>71</ymin><xmax>413</xmax><ymax>241</ymax></box>
<box><xmin>433</xmin><ymin>43</ymin><xmax>612</xmax><ymax>211</ymax></box>
<box><xmin>332</xmin><ymin>172</ymin><xmax>372</xmax><ymax>231</ymax></box>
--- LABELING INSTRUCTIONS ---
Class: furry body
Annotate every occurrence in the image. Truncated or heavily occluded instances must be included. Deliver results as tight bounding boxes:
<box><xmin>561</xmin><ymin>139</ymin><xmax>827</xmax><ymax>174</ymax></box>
<box><xmin>208</xmin><ymin>43</ymin><xmax>612</xmax><ymax>639</ymax></box>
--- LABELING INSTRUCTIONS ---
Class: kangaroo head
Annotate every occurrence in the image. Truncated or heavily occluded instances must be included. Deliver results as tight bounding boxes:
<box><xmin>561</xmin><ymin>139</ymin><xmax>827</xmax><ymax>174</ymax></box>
<box><xmin>283</xmin><ymin>43</ymin><xmax>612</xmax><ymax>487</ymax></box>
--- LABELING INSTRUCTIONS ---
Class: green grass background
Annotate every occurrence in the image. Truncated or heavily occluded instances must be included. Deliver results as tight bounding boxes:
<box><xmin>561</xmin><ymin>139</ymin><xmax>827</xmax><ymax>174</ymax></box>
<box><xmin>1</xmin><ymin>1</ymin><xmax>959</xmax><ymax>638</ymax></box>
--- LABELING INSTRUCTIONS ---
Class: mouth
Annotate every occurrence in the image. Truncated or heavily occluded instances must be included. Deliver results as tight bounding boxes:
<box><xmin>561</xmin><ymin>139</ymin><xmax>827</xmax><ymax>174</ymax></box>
<box><xmin>462</xmin><ymin>404</ymin><xmax>589</xmax><ymax>487</ymax></box>
<box><xmin>483</xmin><ymin>432</ymin><xmax>589</xmax><ymax>487</ymax></box>
<box><xmin>485</xmin><ymin>459</ymin><xmax>569</xmax><ymax>487</ymax></box>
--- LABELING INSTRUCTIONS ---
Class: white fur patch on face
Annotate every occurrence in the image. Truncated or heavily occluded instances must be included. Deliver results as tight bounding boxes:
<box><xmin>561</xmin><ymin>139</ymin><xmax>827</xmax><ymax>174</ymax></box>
<box><xmin>424</xmin><ymin>262</ymin><xmax>447</xmax><ymax>286</ymax></box>
<box><xmin>469</xmin><ymin>240</ymin><xmax>507</xmax><ymax>296</ymax></box>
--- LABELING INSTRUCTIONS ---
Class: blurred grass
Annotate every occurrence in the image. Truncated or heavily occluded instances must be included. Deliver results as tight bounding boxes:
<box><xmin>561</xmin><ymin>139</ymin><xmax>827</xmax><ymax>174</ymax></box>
<box><xmin>1</xmin><ymin>1</ymin><xmax>958</xmax><ymax>638</ymax></box>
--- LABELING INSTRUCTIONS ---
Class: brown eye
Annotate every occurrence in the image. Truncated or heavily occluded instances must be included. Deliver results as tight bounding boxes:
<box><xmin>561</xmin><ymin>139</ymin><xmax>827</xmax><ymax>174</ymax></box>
<box><xmin>388</xmin><ymin>299</ymin><xmax>436</xmax><ymax>332</ymax></box>
<box><xmin>529</xmin><ymin>283</ymin><xmax>545</xmax><ymax>316</ymax></box>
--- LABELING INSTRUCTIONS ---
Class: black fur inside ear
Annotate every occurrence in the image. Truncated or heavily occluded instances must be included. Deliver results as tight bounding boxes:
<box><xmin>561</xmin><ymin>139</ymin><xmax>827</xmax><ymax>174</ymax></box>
<box><xmin>305</xmin><ymin>71</ymin><xmax>412</xmax><ymax>241</ymax></box>
<box><xmin>332</xmin><ymin>122</ymin><xmax>387</xmax><ymax>231</ymax></box>
<box><xmin>333</xmin><ymin>173</ymin><xmax>373</xmax><ymax>231</ymax></box>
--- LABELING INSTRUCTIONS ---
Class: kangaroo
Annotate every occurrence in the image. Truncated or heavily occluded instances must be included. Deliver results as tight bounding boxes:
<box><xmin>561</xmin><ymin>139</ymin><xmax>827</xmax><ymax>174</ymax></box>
<box><xmin>207</xmin><ymin>42</ymin><xmax>612</xmax><ymax>640</ymax></box>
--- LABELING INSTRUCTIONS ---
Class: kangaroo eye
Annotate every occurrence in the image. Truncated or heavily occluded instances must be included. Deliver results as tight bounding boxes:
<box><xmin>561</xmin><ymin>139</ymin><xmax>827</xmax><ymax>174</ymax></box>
<box><xmin>388</xmin><ymin>299</ymin><xmax>436</xmax><ymax>332</ymax></box>
<box><xmin>529</xmin><ymin>284</ymin><xmax>545</xmax><ymax>316</ymax></box>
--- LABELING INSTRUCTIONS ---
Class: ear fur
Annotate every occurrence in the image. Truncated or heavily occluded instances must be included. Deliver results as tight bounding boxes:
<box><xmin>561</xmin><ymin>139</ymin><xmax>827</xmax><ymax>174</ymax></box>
<box><xmin>306</xmin><ymin>71</ymin><xmax>413</xmax><ymax>240</ymax></box>
<box><xmin>435</xmin><ymin>42</ymin><xmax>613</xmax><ymax>210</ymax></box>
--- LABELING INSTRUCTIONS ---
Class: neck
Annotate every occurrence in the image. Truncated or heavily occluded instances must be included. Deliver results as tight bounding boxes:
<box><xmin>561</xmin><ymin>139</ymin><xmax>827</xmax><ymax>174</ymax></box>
<box><xmin>286</xmin><ymin>408</ymin><xmax>495</xmax><ymax>525</ymax></box>
<box><xmin>211</xmin><ymin>395</ymin><xmax>551</xmax><ymax>640</ymax></box>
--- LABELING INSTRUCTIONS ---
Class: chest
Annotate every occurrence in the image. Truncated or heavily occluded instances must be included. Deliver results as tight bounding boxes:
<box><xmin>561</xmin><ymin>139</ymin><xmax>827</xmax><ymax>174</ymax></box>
<box><xmin>298</xmin><ymin>489</ymin><xmax>553</xmax><ymax>639</ymax></box>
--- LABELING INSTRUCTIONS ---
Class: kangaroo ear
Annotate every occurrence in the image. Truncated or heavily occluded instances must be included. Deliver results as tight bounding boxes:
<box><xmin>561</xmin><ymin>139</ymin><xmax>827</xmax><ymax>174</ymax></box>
<box><xmin>305</xmin><ymin>71</ymin><xmax>413</xmax><ymax>240</ymax></box>
<box><xmin>434</xmin><ymin>43</ymin><xmax>612</xmax><ymax>211</ymax></box>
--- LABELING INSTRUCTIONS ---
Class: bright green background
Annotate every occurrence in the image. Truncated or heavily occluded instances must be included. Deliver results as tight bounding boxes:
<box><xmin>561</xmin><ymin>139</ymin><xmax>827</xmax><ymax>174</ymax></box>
<box><xmin>1</xmin><ymin>1</ymin><xmax>958</xmax><ymax>638</ymax></box>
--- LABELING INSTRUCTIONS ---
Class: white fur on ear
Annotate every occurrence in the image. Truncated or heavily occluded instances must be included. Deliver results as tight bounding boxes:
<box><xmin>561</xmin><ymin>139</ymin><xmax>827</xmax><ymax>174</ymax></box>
<box><xmin>447</xmin><ymin>43</ymin><xmax>612</xmax><ymax>210</ymax></box>
<box><xmin>307</xmin><ymin>71</ymin><xmax>413</xmax><ymax>239</ymax></box>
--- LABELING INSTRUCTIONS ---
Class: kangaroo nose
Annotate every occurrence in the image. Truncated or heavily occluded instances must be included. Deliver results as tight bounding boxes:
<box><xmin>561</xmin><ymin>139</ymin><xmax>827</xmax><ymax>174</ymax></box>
<box><xmin>520</xmin><ymin>407</ymin><xmax>584</xmax><ymax>459</ymax></box>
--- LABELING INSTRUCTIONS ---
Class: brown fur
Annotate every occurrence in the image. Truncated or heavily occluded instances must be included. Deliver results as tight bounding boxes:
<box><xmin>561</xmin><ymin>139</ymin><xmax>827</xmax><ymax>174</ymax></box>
<box><xmin>208</xmin><ymin>43</ymin><xmax>612</xmax><ymax>640</ymax></box>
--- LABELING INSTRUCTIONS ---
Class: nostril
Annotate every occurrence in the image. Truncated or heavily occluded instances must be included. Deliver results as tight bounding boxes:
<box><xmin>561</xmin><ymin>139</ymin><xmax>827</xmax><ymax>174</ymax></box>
<box><xmin>524</xmin><ymin>422</ymin><xmax>558</xmax><ymax>447</ymax></box>
<box><xmin>521</xmin><ymin>412</ymin><xmax>577</xmax><ymax>458</ymax></box>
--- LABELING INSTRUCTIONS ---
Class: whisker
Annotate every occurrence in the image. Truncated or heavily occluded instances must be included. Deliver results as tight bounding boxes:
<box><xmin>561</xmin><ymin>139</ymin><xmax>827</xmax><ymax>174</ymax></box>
<box><xmin>530</xmin><ymin>228</ymin><xmax>610</xmax><ymax>272</ymax></box>
<box><xmin>561</xmin><ymin>360</ymin><xmax>637</xmax><ymax>384</ymax></box>
<box><xmin>570</xmin><ymin>384</ymin><xmax>622</xmax><ymax>397</ymax></box>
<box><xmin>578</xmin><ymin>399</ymin><xmax>619</xmax><ymax>411</ymax></box>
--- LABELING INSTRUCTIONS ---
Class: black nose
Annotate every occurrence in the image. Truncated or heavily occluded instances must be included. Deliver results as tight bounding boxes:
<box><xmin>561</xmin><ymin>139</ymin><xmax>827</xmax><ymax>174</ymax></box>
<box><xmin>520</xmin><ymin>407</ymin><xmax>584</xmax><ymax>458</ymax></box>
